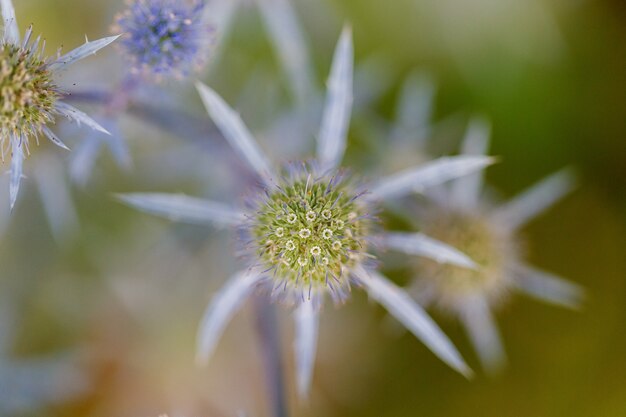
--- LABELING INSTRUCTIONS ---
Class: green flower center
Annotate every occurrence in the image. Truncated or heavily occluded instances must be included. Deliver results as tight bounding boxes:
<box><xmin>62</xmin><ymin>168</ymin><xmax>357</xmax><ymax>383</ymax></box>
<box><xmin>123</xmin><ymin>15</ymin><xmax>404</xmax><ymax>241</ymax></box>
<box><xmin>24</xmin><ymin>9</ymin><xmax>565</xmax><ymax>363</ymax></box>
<box><xmin>0</xmin><ymin>43</ymin><xmax>58</xmax><ymax>137</ymax></box>
<box><xmin>251</xmin><ymin>175</ymin><xmax>369</xmax><ymax>294</ymax></box>
<box><xmin>419</xmin><ymin>210</ymin><xmax>517</xmax><ymax>307</ymax></box>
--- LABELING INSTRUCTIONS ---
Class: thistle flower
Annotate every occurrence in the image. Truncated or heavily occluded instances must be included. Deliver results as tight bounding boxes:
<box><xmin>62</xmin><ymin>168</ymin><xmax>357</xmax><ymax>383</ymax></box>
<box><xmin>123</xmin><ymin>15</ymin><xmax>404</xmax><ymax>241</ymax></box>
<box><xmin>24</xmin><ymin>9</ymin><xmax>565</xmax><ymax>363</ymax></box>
<box><xmin>0</xmin><ymin>0</ymin><xmax>118</xmax><ymax>209</ymax></box>
<box><xmin>406</xmin><ymin>118</ymin><xmax>585</xmax><ymax>374</ymax></box>
<box><xmin>119</xmin><ymin>27</ymin><xmax>495</xmax><ymax>396</ymax></box>
<box><xmin>65</xmin><ymin>0</ymin><xmax>214</xmax><ymax>183</ymax></box>
<box><xmin>113</xmin><ymin>0</ymin><xmax>214</xmax><ymax>80</ymax></box>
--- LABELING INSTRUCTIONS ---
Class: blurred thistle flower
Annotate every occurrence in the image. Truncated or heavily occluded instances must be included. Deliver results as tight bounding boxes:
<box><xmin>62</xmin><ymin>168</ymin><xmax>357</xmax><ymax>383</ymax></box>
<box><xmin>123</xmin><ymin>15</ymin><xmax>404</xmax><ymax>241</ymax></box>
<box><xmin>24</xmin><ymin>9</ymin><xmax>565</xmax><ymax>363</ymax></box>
<box><xmin>405</xmin><ymin>117</ymin><xmax>585</xmax><ymax>374</ymax></box>
<box><xmin>113</xmin><ymin>0</ymin><xmax>215</xmax><ymax>80</ymax></box>
<box><xmin>65</xmin><ymin>0</ymin><xmax>215</xmax><ymax>185</ymax></box>
<box><xmin>0</xmin><ymin>0</ymin><xmax>118</xmax><ymax>209</ymax></box>
<box><xmin>120</xmin><ymin>26</ymin><xmax>497</xmax><ymax>396</ymax></box>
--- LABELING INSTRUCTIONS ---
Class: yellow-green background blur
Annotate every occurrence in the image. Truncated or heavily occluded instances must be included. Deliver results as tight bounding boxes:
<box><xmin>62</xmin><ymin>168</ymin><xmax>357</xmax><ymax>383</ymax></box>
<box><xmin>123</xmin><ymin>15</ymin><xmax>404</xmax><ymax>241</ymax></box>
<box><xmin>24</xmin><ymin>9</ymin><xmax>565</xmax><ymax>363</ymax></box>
<box><xmin>2</xmin><ymin>0</ymin><xmax>625</xmax><ymax>416</ymax></box>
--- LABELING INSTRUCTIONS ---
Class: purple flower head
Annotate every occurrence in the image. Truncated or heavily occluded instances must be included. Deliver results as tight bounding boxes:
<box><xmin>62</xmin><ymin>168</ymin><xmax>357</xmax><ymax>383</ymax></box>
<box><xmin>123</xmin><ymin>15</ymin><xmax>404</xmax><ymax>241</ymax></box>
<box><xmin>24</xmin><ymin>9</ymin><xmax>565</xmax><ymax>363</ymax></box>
<box><xmin>114</xmin><ymin>0</ymin><xmax>214</xmax><ymax>80</ymax></box>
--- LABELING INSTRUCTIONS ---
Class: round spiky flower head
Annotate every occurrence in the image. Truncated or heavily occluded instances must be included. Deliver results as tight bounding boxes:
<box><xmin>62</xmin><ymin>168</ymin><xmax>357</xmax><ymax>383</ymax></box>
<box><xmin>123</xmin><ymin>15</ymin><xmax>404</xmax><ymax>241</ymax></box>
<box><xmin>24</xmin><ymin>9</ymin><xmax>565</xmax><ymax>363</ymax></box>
<box><xmin>404</xmin><ymin>118</ymin><xmax>585</xmax><ymax>373</ymax></box>
<box><xmin>243</xmin><ymin>163</ymin><xmax>373</xmax><ymax>306</ymax></box>
<box><xmin>113</xmin><ymin>0</ymin><xmax>214</xmax><ymax>80</ymax></box>
<box><xmin>120</xmin><ymin>27</ymin><xmax>496</xmax><ymax>396</ymax></box>
<box><xmin>1</xmin><ymin>0</ymin><xmax>118</xmax><ymax>209</ymax></box>
<box><xmin>417</xmin><ymin>205</ymin><xmax>519</xmax><ymax>312</ymax></box>
<box><xmin>0</xmin><ymin>42</ymin><xmax>59</xmax><ymax>142</ymax></box>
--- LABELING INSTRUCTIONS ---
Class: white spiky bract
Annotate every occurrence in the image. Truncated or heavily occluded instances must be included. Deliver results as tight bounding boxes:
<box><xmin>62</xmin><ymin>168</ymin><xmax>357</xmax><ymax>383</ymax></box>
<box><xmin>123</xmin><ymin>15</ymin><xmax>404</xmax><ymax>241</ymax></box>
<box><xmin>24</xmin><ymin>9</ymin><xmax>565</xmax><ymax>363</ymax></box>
<box><xmin>34</xmin><ymin>155</ymin><xmax>79</xmax><ymax>243</ymax></box>
<box><xmin>390</xmin><ymin>71</ymin><xmax>436</xmax><ymax>147</ymax></box>
<box><xmin>317</xmin><ymin>27</ymin><xmax>353</xmax><ymax>172</ymax></box>
<box><xmin>196</xmin><ymin>271</ymin><xmax>263</xmax><ymax>365</ymax></box>
<box><xmin>196</xmin><ymin>82</ymin><xmax>276</xmax><ymax>186</ymax></box>
<box><xmin>117</xmin><ymin>193</ymin><xmax>244</xmax><ymax>227</ymax></box>
<box><xmin>410</xmin><ymin>116</ymin><xmax>584</xmax><ymax>373</ymax></box>
<box><xmin>255</xmin><ymin>0</ymin><xmax>315</xmax><ymax>105</ymax></box>
<box><xmin>0</xmin><ymin>0</ymin><xmax>18</xmax><ymax>44</ymax></box>
<box><xmin>368</xmin><ymin>156</ymin><xmax>496</xmax><ymax>201</ymax></box>
<box><xmin>294</xmin><ymin>299</ymin><xmax>319</xmax><ymax>397</ymax></box>
<box><xmin>54</xmin><ymin>102</ymin><xmax>111</xmax><ymax>135</ymax></box>
<box><xmin>494</xmin><ymin>169</ymin><xmax>576</xmax><ymax>230</ymax></box>
<box><xmin>119</xmin><ymin>26</ymin><xmax>502</xmax><ymax>397</ymax></box>
<box><xmin>49</xmin><ymin>34</ymin><xmax>120</xmax><ymax>71</ymax></box>
<box><xmin>202</xmin><ymin>0</ymin><xmax>241</xmax><ymax>74</ymax></box>
<box><xmin>459</xmin><ymin>295</ymin><xmax>505</xmax><ymax>375</ymax></box>
<box><xmin>512</xmin><ymin>265</ymin><xmax>584</xmax><ymax>310</ymax></box>
<box><xmin>0</xmin><ymin>0</ymin><xmax>118</xmax><ymax>209</ymax></box>
<box><xmin>380</xmin><ymin>232</ymin><xmax>478</xmax><ymax>269</ymax></box>
<box><xmin>450</xmin><ymin>117</ymin><xmax>491</xmax><ymax>208</ymax></box>
<box><xmin>355</xmin><ymin>267</ymin><xmax>473</xmax><ymax>377</ymax></box>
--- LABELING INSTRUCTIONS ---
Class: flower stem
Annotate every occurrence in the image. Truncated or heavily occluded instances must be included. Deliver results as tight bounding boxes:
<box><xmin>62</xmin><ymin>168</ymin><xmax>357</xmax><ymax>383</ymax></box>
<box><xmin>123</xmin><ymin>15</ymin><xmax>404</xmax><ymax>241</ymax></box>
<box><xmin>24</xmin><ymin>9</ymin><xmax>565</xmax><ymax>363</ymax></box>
<box><xmin>253</xmin><ymin>296</ymin><xmax>289</xmax><ymax>417</ymax></box>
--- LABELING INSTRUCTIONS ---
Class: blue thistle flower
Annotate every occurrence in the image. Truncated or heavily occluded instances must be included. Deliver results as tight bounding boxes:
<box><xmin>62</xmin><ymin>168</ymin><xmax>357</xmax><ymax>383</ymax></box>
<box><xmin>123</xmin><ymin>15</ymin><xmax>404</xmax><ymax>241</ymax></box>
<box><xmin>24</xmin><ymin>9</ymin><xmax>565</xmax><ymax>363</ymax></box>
<box><xmin>119</xmin><ymin>27</ymin><xmax>499</xmax><ymax>396</ymax></box>
<box><xmin>113</xmin><ymin>0</ymin><xmax>214</xmax><ymax>80</ymax></box>
<box><xmin>1</xmin><ymin>0</ymin><xmax>118</xmax><ymax>210</ymax></box>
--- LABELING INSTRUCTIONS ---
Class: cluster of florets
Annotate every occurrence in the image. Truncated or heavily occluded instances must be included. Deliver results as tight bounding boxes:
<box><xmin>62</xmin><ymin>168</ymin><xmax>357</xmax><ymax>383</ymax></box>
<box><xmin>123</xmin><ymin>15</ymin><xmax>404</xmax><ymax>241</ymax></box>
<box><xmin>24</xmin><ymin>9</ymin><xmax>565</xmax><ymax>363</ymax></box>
<box><xmin>113</xmin><ymin>0</ymin><xmax>214</xmax><ymax>79</ymax></box>
<box><xmin>244</xmin><ymin>164</ymin><xmax>374</xmax><ymax>306</ymax></box>
<box><xmin>416</xmin><ymin>206</ymin><xmax>520</xmax><ymax>312</ymax></box>
<box><xmin>0</xmin><ymin>39</ymin><xmax>59</xmax><ymax>154</ymax></box>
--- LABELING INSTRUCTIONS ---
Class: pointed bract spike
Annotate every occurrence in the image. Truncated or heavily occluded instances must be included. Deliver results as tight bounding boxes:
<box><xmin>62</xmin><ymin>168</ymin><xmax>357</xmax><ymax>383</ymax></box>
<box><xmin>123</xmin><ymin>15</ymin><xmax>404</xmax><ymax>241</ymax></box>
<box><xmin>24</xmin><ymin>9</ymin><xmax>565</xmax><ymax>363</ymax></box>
<box><xmin>460</xmin><ymin>296</ymin><xmax>506</xmax><ymax>375</ymax></box>
<box><xmin>116</xmin><ymin>193</ymin><xmax>245</xmax><ymax>227</ymax></box>
<box><xmin>49</xmin><ymin>34</ymin><xmax>120</xmax><ymax>70</ymax></box>
<box><xmin>380</xmin><ymin>232</ymin><xmax>478</xmax><ymax>269</ymax></box>
<box><xmin>513</xmin><ymin>265</ymin><xmax>584</xmax><ymax>310</ymax></box>
<box><xmin>355</xmin><ymin>267</ymin><xmax>473</xmax><ymax>378</ymax></box>
<box><xmin>256</xmin><ymin>0</ymin><xmax>315</xmax><ymax>104</ymax></box>
<box><xmin>34</xmin><ymin>155</ymin><xmax>80</xmax><ymax>243</ymax></box>
<box><xmin>103</xmin><ymin>127</ymin><xmax>132</xmax><ymax>170</ymax></box>
<box><xmin>353</xmin><ymin>55</ymin><xmax>394</xmax><ymax>109</ymax></box>
<box><xmin>196</xmin><ymin>82</ymin><xmax>275</xmax><ymax>185</ymax></box>
<box><xmin>69</xmin><ymin>136</ymin><xmax>102</xmax><ymax>187</ymax></box>
<box><xmin>1</xmin><ymin>0</ymin><xmax>20</xmax><ymax>44</ymax></box>
<box><xmin>368</xmin><ymin>156</ymin><xmax>496</xmax><ymax>201</ymax></box>
<box><xmin>54</xmin><ymin>102</ymin><xmax>110</xmax><ymax>135</ymax></box>
<box><xmin>294</xmin><ymin>299</ymin><xmax>319</xmax><ymax>398</ymax></box>
<box><xmin>9</xmin><ymin>138</ymin><xmax>24</xmax><ymax>211</ymax></box>
<box><xmin>29</xmin><ymin>35</ymin><xmax>41</xmax><ymax>56</ymax></box>
<box><xmin>202</xmin><ymin>0</ymin><xmax>240</xmax><ymax>74</ymax></box>
<box><xmin>495</xmin><ymin>168</ymin><xmax>576</xmax><ymax>230</ymax></box>
<box><xmin>22</xmin><ymin>24</ymin><xmax>32</xmax><ymax>48</ymax></box>
<box><xmin>41</xmin><ymin>126</ymin><xmax>70</xmax><ymax>151</ymax></box>
<box><xmin>317</xmin><ymin>26</ymin><xmax>353</xmax><ymax>172</ymax></box>
<box><xmin>451</xmin><ymin>116</ymin><xmax>491</xmax><ymax>207</ymax></box>
<box><xmin>196</xmin><ymin>271</ymin><xmax>263</xmax><ymax>365</ymax></box>
<box><xmin>391</xmin><ymin>71</ymin><xmax>436</xmax><ymax>145</ymax></box>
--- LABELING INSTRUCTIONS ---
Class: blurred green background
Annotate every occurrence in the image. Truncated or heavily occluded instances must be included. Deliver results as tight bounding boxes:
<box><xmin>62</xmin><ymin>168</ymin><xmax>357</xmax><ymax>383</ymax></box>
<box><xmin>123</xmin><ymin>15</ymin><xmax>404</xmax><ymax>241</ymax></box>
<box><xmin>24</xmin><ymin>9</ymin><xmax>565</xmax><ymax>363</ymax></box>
<box><xmin>2</xmin><ymin>0</ymin><xmax>626</xmax><ymax>416</ymax></box>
